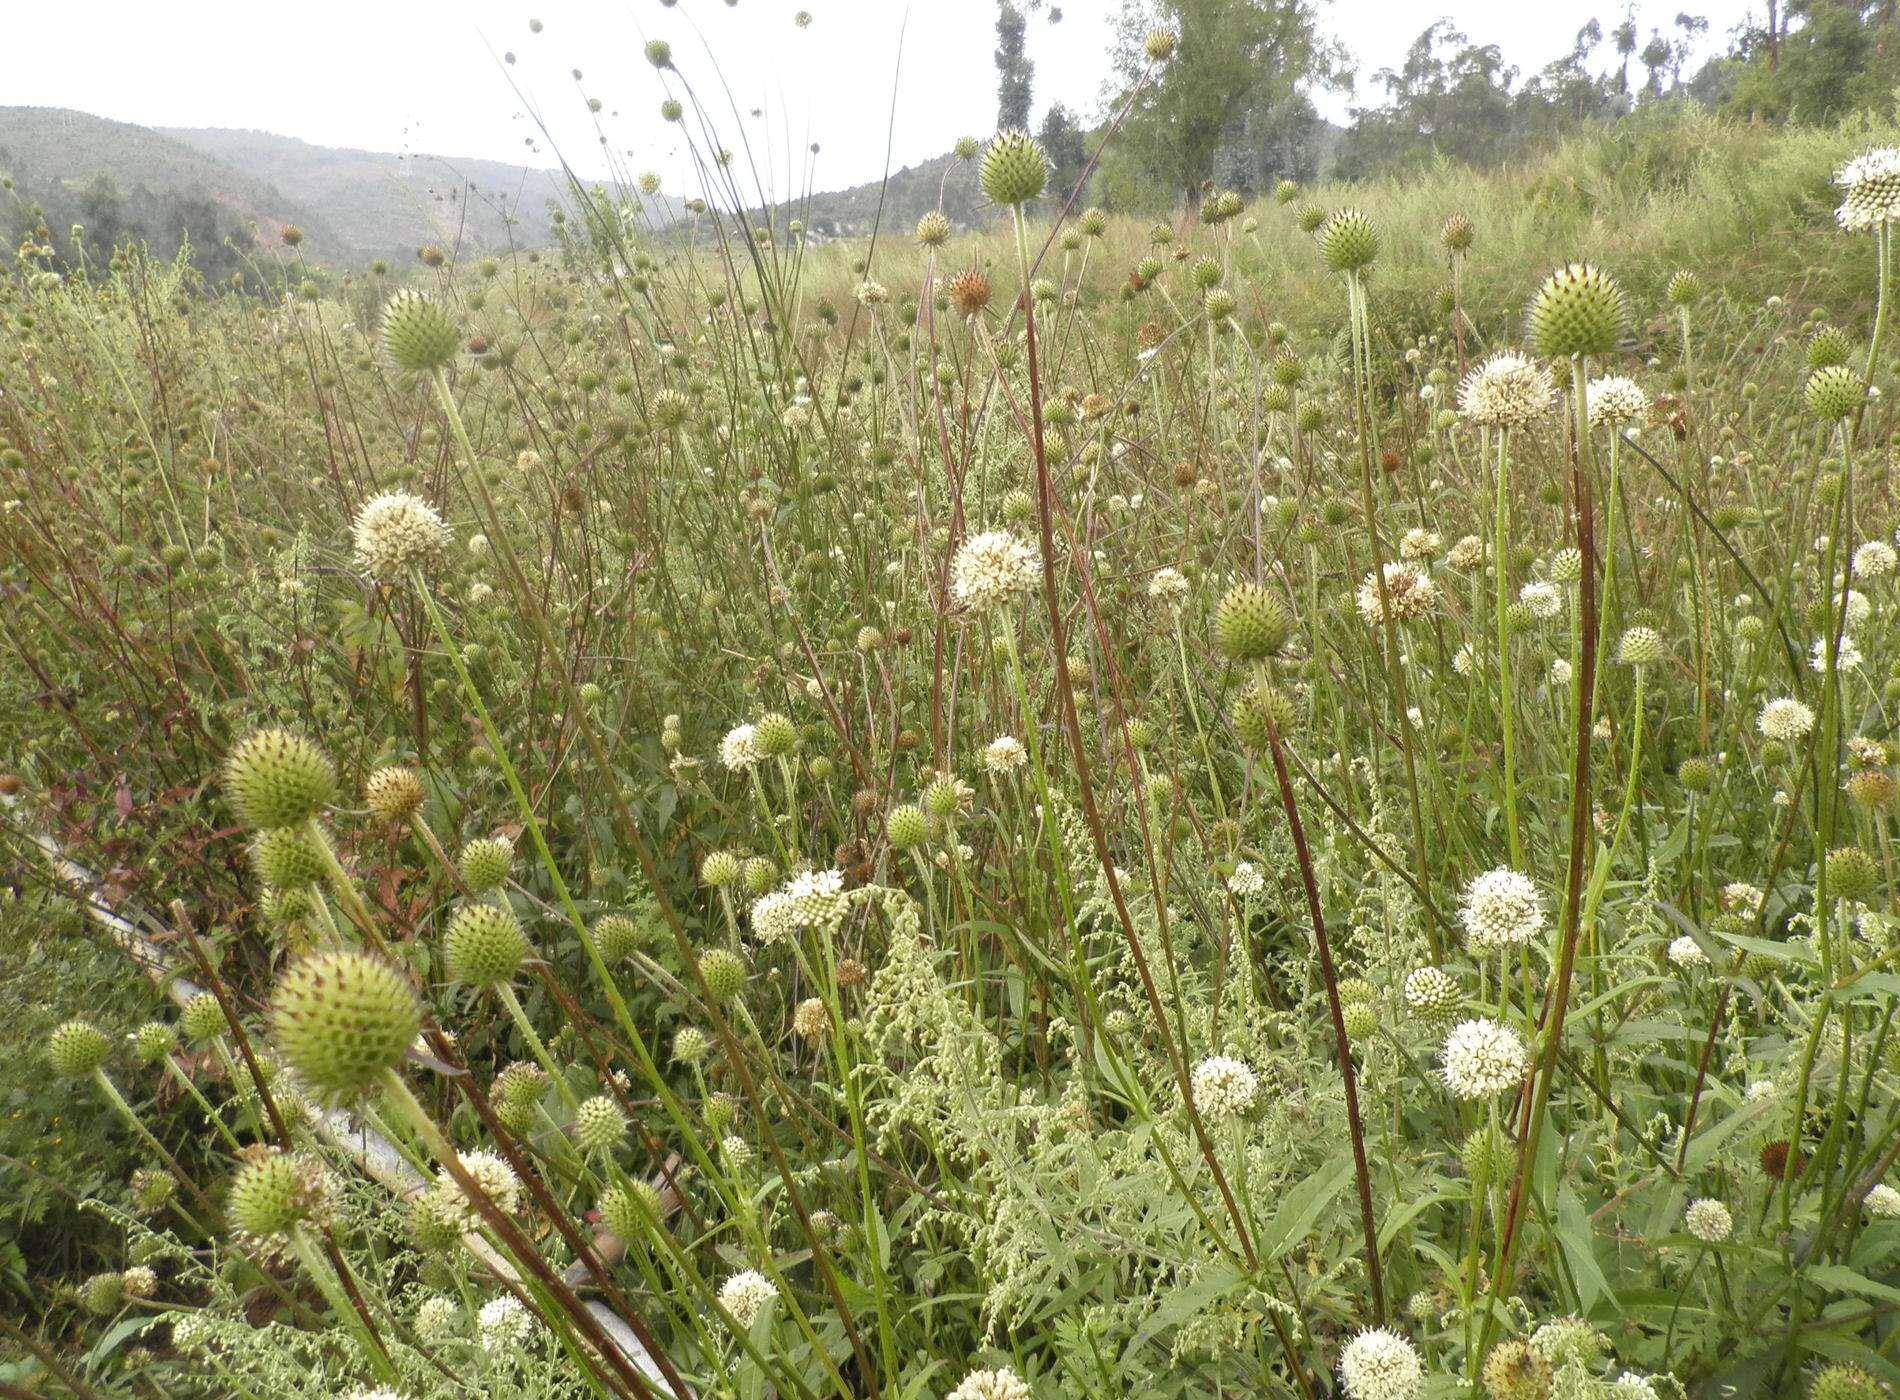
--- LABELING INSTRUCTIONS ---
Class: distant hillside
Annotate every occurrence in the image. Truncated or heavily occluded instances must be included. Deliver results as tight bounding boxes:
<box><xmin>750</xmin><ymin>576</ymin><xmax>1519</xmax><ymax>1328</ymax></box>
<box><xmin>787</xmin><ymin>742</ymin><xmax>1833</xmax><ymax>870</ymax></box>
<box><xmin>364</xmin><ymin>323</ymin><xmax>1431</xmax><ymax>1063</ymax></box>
<box><xmin>163</xmin><ymin>128</ymin><xmax>680</xmax><ymax>262</ymax></box>
<box><xmin>0</xmin><ymin>107</ymin><xmax>334</xmax><ymax>278</ymax></box>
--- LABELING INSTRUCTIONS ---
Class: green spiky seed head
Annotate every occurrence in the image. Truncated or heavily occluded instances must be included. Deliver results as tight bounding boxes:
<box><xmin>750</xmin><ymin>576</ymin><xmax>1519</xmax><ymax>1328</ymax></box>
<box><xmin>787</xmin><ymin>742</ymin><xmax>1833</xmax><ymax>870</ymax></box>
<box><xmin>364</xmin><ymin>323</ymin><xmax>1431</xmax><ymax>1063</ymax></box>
<box><xmin>593</xmin><ymin>913</ymin><xmax>642</xmax><ymax>962</ymax></box>
<box><xmin>444</xmin><ymin>904</ymin><xmax>529</xmax><ymax>987</ymax></box>
<box><xmin>1271</xmin><ymin>179</ymin><xmax>1298</xmax><ymax>205</ymax></box>
<box><xmin>1215</xmin><ymin>582</ymin><xmax>1291</xmax><ymax>661</ymax></box>
<box><xmin>1190</xmin><ymin>255</ymin><xmax>1221</xmax><ymax>290</ymax></box>
<box><xmin>1807</xmin><ymin>325</ymin><xmax>1851</xmax><ymax>369</ymax></box>
<box><xmin>754</xmin><ymin>712</ymin><xmax>798</xmax><ymax>757</ymax></box>
<box><xmin>224</xmin><ymin>729</ymin><xmax>335</xmax><ymax>830</ymax></box>
<box><xmin>1271</xmin><ymin>349</ymin><xmax>1306</xmax><ymax>387</ymax></box>
<box><xmin>695</xmin><ymin>851</ymin><xmax>739</xmax><ymax>890</ymax></box>
<box><xmin>704</xmin><ymin>1091</ymin><xmax>739</xmax><ymax>1133</ymax></box>
<box><xmin>1233</xmin><ymin>680</ymin><xmax>1297</xmax><ymax>751</ymax></box>
<box><xmin>458</xmin><ymin>837</ymin><xmax>514</xmax><ymax>894</ymax></box>
<box><xmin>1678</xmin><ymin>757</ymin><xmax>1714</xmax><ymax>792</ymax></box>
<box><xmin>1618</xmin><ymin>626</ymin><xmax>1665</xmax><ymax>668</ymax></box>
<box><xmin>953</xmin><ymin>136</ymin><xmax>981</xmax><ymax>162</ymax></box>
<box><xmin>1080</xmin><ymin>206</ymin><xmax>1108</xmax><ymax>236</ymax></box>
<box><xmin>1827</xmin><ymin>846</ymin><xmax>1881</xmax><ymax>901</ymax></box>
<box><xmin>132</xmin><ymin>1021</ymin><xmax>176</xmax><ymax>1066</ymax></box>
<box><xmin>1810</xmin><ymin>1364</ymin><xmax>1887</xmax><ymax>1400</ymax></box>
<box><xmin>365</xmin><ymin>765</ymin><xmax>425</xmax><ymax>823</ymax></box>
<box><xmin>979</xmin><ymin>130</ymin><xmax>1048</xmax><ymax>207</ymax></box>
<box><xmin>1203</xmin><ymin>288</ymin><xmax>1236</xmax><ymax>322</ymax></box>
<box><xmin>181</xmin><ymin>992</ymin><xmax>226</xmax><ymax>1044</ymax></box>
<box><xmin>1526</xmin><ymin>262</ymin><xmax>1628</xmax><ymax>359</ymax></box>
<box><xmin>1666</xmin><ymin>269</ymin><xmax>1702</xmax><ymax>306</ymax></box>
<box><xmin>381</xmin><ymin>289</ymin><xmax>459</xmax><ymax>373</ymax></box>
<box><xmin>698</xmin><ymin>948</ymin><xmax>746</xmax><ymax>1003</ymax></box>
<box><xmin>1441</xmin><ymin>212</ymin><xmax>1475</xmax><ymax>253</ymax></box>
<box><xmin>49</xmin><ymin>1020</ymin><xmax>110</xmax><ymax>1078</ymax></box>
<box><xmin>1848</xmin><ymin>769</ymin><xmax>1897</xmax><ymax>809</ymax></box>
<box><xmin>1296</xmin><ymin>400</ymin><xmax>1326</xmax><ymax>433</ymax></box>
<box><xmin>672</xmin><ymin>1026</ymin><xmax>711</xmax><ymax>1065</ymax></box>
<box><xmin>737</xmin><ymin>851</ymin><xmax>775</xmax><ymax>896</ymax></box>
<box><xmin>1262</xmin><ymin>384</ymin><xmax>1293</xmax><ymax>414</ymax></box>
<box><xmin>574</xmin><ymin>1094</ymin><xmax>627</xmax><ymax>1153</ymax></box>
<box><xmin>228</xmin><ymin>1150</ymin><xmax>327</xmax><ymax>1238</ymax></box>
<box><xmin>1336</xmin><ymin>977</ymin><xmax>1376</xmax><ymax>1005</ymax></box>
<box><xmin>644</xmin><ymin>38</ymin><xmax>672</xmax><ymax>68</ymax></box>
<box><xmin>887</xmin><ymin>803</ymin><xmax>928</xmax><ymax>849</ymax></box>
<box><xmin>915</xmin><ymin>210</ymin><xmax>951</xmax><ymax>248</ymax></box>
<box><xmin>80</xmin><ymin>1272</ymin><xmax>124</xmax><ymax>1316</ymax></box>
<box><xmin>1403</xmin><ymin>966</ymin><xmax>1460</xmax><ymax>1019</ymax></box>
<box><xmin>1461</xmin><ymin>1127</ymin><xmax>1509</xmax><ymax>1187</ymax></box>
<box><xmin>1316</xmin><ymin>209</ymin><xmax>1379</xmax><ymax>273</ymax></box>
<box><xmin>251</xmin><ymin>825</ymin><xmax>327</xmax><ymax>890</ymax></box>
<box><xmin>131</xmin><ymin>1168</ymin><xmax>176</xmax><ymax>1213</ymax></box>
<box><xmin>410</xmin><ymin>1191</ymin><xmax>465</xmax><ymax>1253</ymax></box>
<box><xmin>1806</xmin><ymin>365</ymin><xmax>1866</xmax><ymax>421</ymax></box>
<box><xmin>1529</xmin><ymin>1317</ymin><xmax>1608</xmax><ymax>1370</ymax></box>
<box><xmin>1142</xmin><ymin>26</ymin><xmax>1176</xmax><ymax>60</ymax></box>
<box><xmin>1342</xmin><ymin>1003</ymin><xmax>1378</xmax><ymax>1041</ymax></box>
<box><xmin>600</xmin><ymin>1179</ymin><xmax>662</xmax><ymax>1239</ymax></box>
<box><xmin>270</xmin><ymin>951</ymin><xmax>420</xmax><ymax>1102</ymax></box>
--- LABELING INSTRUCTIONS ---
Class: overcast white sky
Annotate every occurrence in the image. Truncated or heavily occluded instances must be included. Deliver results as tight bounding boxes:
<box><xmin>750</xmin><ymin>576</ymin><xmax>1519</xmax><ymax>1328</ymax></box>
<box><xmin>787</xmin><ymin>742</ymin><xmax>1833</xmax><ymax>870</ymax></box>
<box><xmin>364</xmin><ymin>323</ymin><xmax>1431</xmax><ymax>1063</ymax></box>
<box><xmin>4</xmin><ymin>0</ymin><xmax>1761</xmax><ymax>195</ymax></box>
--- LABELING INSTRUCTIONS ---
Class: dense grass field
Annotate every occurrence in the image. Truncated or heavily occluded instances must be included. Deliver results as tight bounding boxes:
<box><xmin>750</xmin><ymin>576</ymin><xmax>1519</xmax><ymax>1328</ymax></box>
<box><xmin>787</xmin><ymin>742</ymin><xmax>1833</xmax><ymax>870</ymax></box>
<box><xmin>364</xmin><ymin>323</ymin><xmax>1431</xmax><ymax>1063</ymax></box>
<box><xmin>11</xmin><ymin>98</ymin><xmax>1900</xmax><ymax>1400</ymax></box>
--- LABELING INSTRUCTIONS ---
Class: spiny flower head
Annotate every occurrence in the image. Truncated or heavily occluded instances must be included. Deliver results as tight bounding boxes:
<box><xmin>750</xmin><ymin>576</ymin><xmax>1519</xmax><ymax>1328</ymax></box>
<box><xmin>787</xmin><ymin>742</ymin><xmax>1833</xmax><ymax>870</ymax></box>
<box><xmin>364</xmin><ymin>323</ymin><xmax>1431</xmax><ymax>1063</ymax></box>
<box><xmin>270</xmin><ymin>950</ymin><xmax>420</xmax><ymax>1103</ymax></box>
<box><xmin>1317</xmin><ymin>208</ymin><xmax>1380</xmax><ymax>273</ymax></box>
<box><xmin>1189</xmin><ymin>1055</ymin><xmax>1258</xmax><ymax>1120</ymax></box>
<box><xmin>458</xmin><ymin>836</ymin><xmax>514</xmax><ymax>893</ymax></box>
<box><xmin>574</xmin><ymin>1094</ymin><xmax>627</xmax><ymax>1152</ymax></box>
<box><xmin>1685</xmin><ymin>1196</ymin><xmax>1732</xmax><ymax>1242</ymax></box>
<box><xmin>228</xmin><ymin>1147</ymin><xmax>336</xmax><ymax>1240</ymax></box>
<box><xmin>1215</xmin><ymin>581</ymin><xmax>1291</xmax><ymax>660</ymax></box>
<box><xmin>1836</xmin><ymin>148</ymin><xmax>1900</xmax><ymax>231</ymax></box>
<box><xmin>365</xmin><ymin>765</ymin><xmax>425</xmax><ymax>823</ymax></box>
<box><xmin>1461</xmin><ymin>868</ymin><xmax>1544</xmax><ymax>949</ymax></box>
<box><xmin>48</xmin><ymin>1019</ymin><xmax>111</xmax><ymax>1078</ymax></box>
<box><xmin>380</xmin><ymin>289</ymin><xmax>460</xmax><ymax>373</ymax></box>
<box><xmin>915</xmin><ymin>210</ymin><xmax>951</xmax><ymax>248</ymax></box>
<box><xmin>1458</xmin><ymin>352</ymin><xmax>1555</xmax><ymax>429</ymax></box>
<box><xmin>1402</xmin><ymin>966</ymin><xmax>1459</xmax><ymax>1020</ymax></box>
<box><xmin>951</xmin><ymin>530</ymin><xmax>1040</xmax><ymax>611</ymax></box>
<box><xmin>1441</xmin><ymin>1017</ymin><xmax>1528</xmax><ymax>1099</ymax></box>
<box><xmin>1618</xmin><ymin>626</ymin><xmax>1665</xmax><ymax>667</ymax></box>
<box><xmin>1143</xmin><ymin>27</ymin><xmax>1177</xmax><ymax>61</ymax></box>
<box><xmin>1526</xmin><ymin>262</ymin><xmax>1627</xmax><ymax>359</ymax></box>
<box><xmin>1338</xmin><ymin>1327</ymin><xmax>1423</xmax><ymax>1400</ymax></box>
<box><xmin>1806</xmin><ymin>365</ymin><xmax>1867</xmax><ymax>421</ymax></box>
<box><xmin>224</xmin><ymin>728</ymin><xmax>335</xmax><ymax>830</ymax></box>
<box><xmin>1587</xmin><ymin>375</ymin><xmax>1649</xmax><ymax>429</ymax></box>
<box><xmin>1441</xmin><ymin>212</ymin><xmax>1475</xmax><ymax>253</ymax></box>
<box><xmin>1759</xmin><ymin>697</ymin><xmax>1816</xmax><ymax>743</ymax></box>
<box><xmin>352</xmin><ymin>491</ymin><xmax>449</xmax><ymax>584</ymax></box>
<box><xmin>718</xmin><ymin>1269</ymin><xmax>779</xmax><ymax>1330</ymax></box>
<box><xmin>979</xmin><ymin>131</ymin><xmax>1048</xmax><ymax>207</ymax></box>
<box><xmin>1356</xmin><ymin>561</ymin><xmax>1437</xmax><ymax>626</ymax></box>
<box><xmin>444</xmin><ymin>903</ymin><xmax>530</xmax><ymax>987</ymax></box>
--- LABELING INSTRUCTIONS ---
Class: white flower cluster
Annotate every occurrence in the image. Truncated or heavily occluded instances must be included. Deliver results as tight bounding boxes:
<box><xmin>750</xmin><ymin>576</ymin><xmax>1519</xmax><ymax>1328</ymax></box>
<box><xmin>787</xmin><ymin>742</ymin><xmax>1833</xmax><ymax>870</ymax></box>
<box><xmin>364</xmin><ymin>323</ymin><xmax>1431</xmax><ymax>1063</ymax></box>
<box><xmin>718</xmin><ymin>1269</ymin><xmax>779</xmax><ymax>1329</ymax></box>
<box><xmin>432</xmin><ymin>1150</ymin><xmax>522</xmax><ymax>1231</ymax></box>
<box><xmin>1458</xmin><ymin>351</ymin><xmax>1554</xmax><ymax>430</ymax></box>
<box><xmin>951</xmin><ymin>530</ymin><xmax>1041</xmax><ymax>611</ymax></box>
<box><xmin>1587</xmin><ymin>374</ymin><xmax>1649</xmax><ymax>429</ymax></box>
<box><xmin>1338</xmin><ymin>1327</ymin><xmax>1424</xmax><ymax>1400</ymax></box>
<box><xmin>1460</xmin><ymin>868</ymin><xmax>1544</xmax><ymax>950</ymax></box>
<box><xmin>721</xmin><ymin>723</ymin><xmax>764</xmax><ymax>771</ymax></box>
<box><xmin>1684</xmin><ymin>1197</ymin><xmax>1732</xmax><ymax>1243</ymax></box>
<box><xmin>947</xmin><ymin>1368</ymin><xmax>1032</xmax><ymax>1400</ymax></box>
<box><xmin>1356</xmin><ymin>561</ymin><xmax>1437</xmax><ymax>626</ymax></box>
<box><xmin>1836</xmin><ymin>148</ymin><xmax>1900</xmax><ymax>231</ymax></box>
<box><xmin>1758</xmin><ymin>697</ymin><xmax>1816</xmax><ymax>743</ymax></box>
<box><xmin>1189</xmin><ymin>1054</ymin><xmax>1259</xmax><ymax>1120</ymax></box>
<box><xmin>984</xmin><ymin>735</ymin><xmax>1027</xmax><ymax>773</ymax></box>
<box><xmin>1440</xmin><ymin>1018</ymin><xmax>1528</xmax><ymax>1100</ymax></box>
<box><xmin>351</xmin><ymin>491</ymin><xmax>450</xmax><ymax>584</ymax></box>
<box><xmin>1147</xmin><ymin>566</ymin><xmax>1189</xmax><ymax>603</ymax></box>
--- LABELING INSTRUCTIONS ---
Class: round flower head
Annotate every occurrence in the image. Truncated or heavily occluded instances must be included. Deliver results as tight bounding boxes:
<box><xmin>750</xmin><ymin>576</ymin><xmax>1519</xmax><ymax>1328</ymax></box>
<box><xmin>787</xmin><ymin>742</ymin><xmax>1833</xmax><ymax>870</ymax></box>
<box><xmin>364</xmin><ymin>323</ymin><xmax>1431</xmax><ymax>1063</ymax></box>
<box><xmin>783</xmin><ymin>868</ymin><xmax>847</xmax><ymax>929</ymax></box>
<box><xmin>48</xmin><ymin>1019</ymin><xmax>111</xmax><ymax>1079</ymax></box>
<box><xmin>251</xmin><ymin>825</ymin><xmax>326</xmax><ymax>890</ymax></box>
<box><xmin>1228</xmin><ymin>861</ymin><xmax>1266</xmax><ymax>896</ymax></box>
<box><xmin>270</xmin><ymin>950</ymin><xmax>421</xmax><ymax>1103</ymax></box>
<box><xmin>1440</xmin><ymin>1017</ymin><xmax>1528</xmax><ymax>1099</ymax></box>
<box><xmin>180</xmin><ymin>991</ymin><xmax>227</xmax><ymax>1044</ymax></box>
<box><xmin>600</xmin><ymin>1178</ymin><xmax>663</xmax><ymax>1239</ymax></box>
<box><xmin>1460</xmin><ymin>868</ymin><xmax>1543</xmax><ymax>950</ymax></box>
<box><xmin>698</xmin><ymin>947</ymin><xmax>747</xmax><ymax>1002</ymax></box>
<box><xmin>1587</xmin><ymin>374</ymin><xmax>1649</xmax><ymax>430</ymax></box>
<box><xmin>792</xmin><ymin>996</ymin><xmax>830</xmax><ymax>1041</ymax></box>
<box><xmin>1317</xmin><ymin>208</ymin><xmax>1379</xmax><ymax>273</ymax></box>
<box><xmin>380</xmin><ymin>288</ymin><xmax>459</xmax><ymax>372</ymax></box>
<box><xmin>478</xmin><ymin>1294</ymin><xmax>534</xmax><ymax>1352</ymax></box>
<box><xmin>1215</xmin><ymin>581</ymin><xmax>1291</xmax><ymax>660</ymax></box>
<box><xmin>1668</xmin><ymin>935</ymin><xmax>1710</xmax><ymax>968</ymax></box>
<box><xmin>365</xmin><ymin>765</ymin><xmax>425</xmax><ymax>823</ymax></box>
<box><xmin>1806</xmin><ymin>365</ymin><xmax>1867</xmax><ymax>421</ymax></box>
<box><xmin>1519</xmin><ymin>580</ymin><xmax>1562</xmax><ymax>621</ymax></box>
<box><xmin>1526</xmin><ymin>262</ymin><xmax>1627</xmax><ymax>359</ymax></box>
<box><xmin>984</xmin><ymin>735</ymin><xmax>1028</xmax><ymax>774</ymax></box>
<box><xmin>1442</xmin><ymin>211</ymin><xmax>1475</xmax><ymax>253</ymax></box>
<box><xmin>979</xmin><ymin>130</ymin><xmax>1048</xmax><ymax>207</ymax></box>
<box><xmin>1759</xmin><ymin>697</ymin><xmax>1816</xmax><ymax>743</ymax></box>
<box><xmin>1458</xmin><ymin>352</ymin><xmax>1554</xmax><ymax>429</ymax></box>
<box><xmin>1618</xmin><ymin>626</ymin><xmax>1665</xmax><ymax>667</ymax></box>
<box><xmin>1666</xmin><ymin>268</ymin><xmax>1702</xmax><ymax>306</ymax></box>
<box><xmin>1684</xmin><ymin>1197</ymin><xmax>1732</xmax><ymax>1242</ymax></box>
<box><xmin>947</xmin><ymin>1368</ymin><xmax>1032</xmax><ymax>1400</ymax></box>
<box><xmin>720</xmin><ymin>723</ymin><xmax>764</xmax><ymax>771</ymax></box>
<box><xmin>1356</xmin><ymin>561</ymin><xmax>1436</xmax><ymax>626</ymax></box>
<box><xmin>592</xmin><ymin>912</ymin><xmax>644</xmax><ymax>962</ymax></box>
<box><xmin>1143</xmin><ymin>27</ymin><xmax>1177</xmax><ymax>60</ymax></box>
<box><xmin>1811</xmin><ymin>1364</ymin><xmax>1887</xmax><ymax>1400</ymax></box>
<box><xmin>227</xmin><ymin>1147</ymin><xmax>336</xmax><ymax>1241</ymax></box>
<box><xmin>914</xmin><ymin>210</ymin><xmax>951</xmax><ymax>248</ymax></box>
<box><xmin>433</xmin><ymin>1149</ymin><xmax>522</xmax><ymax>1231</ymax></box>
<box><xmin>224</xmin><ymin>728</ymin><xmax>336</xmax><ymax>830</ymax></box>
<box><xmin>1189</xmin><ymin>1055</ymin><xmax>1259</xmax><ymax>1120</ymax></box>
<box><xmin>458</xmin><ymin>836</ymin><xmax>514</xmax><ymax>893</ymax></box>
<box><xmin>1864</xmin><ymin>1183</ymin><xmax>1900</xmax><ymax>1218</ymax></box>
<box><xmin>1836</xmin><ymin>148</ymin><xmax>1900</xmax><ymax>231</ymax></box>
<box><xmin>1402</xmin><ymin>966</ymin><xmax>1459</xmax><ymax>1020</ymax></box>
<box><xmin>1338</xmin><ymin>1327</ymin><xmax>1423</xmax><ymax>1400</ymax></box>
<box><xmin>352</xmin><ymin>491</ymin><xmax>449</xmax><ymax>584</ymax></box>
<box><xmin>444</xmin><ymin>903</ymin><xmax>530</xmax><ymax>987</ymax></box>
<box><xmin>718</xmin><ymin>1269</ymin><xmax>778</xmax><ymax>1330</ymax></box>
<box><xmin>1855</xmin><ymin>540</ymin><xmax>1898</xmax><ymax>577</ymax></box>
<box><xmin>132</xmin><ymin>1020</ymin><xmax>176</xmax><ymax>1066</ymax></box>
<box><xmin>951</xmin><ymin>530</ymin><xmax>1040</xmax><ymax>611</ymax></box>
